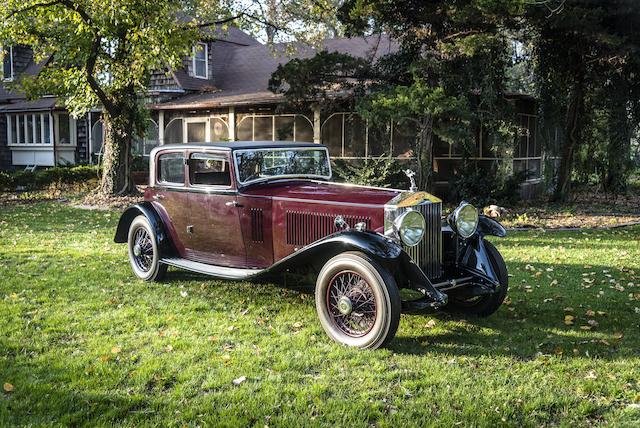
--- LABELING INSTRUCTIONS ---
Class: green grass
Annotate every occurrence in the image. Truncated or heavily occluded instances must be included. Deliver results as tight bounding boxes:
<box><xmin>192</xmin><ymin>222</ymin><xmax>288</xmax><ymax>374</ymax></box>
<box><xmin>1</xmin><ymin>202</ymin><xmax>639</xmax><ymax>427</ymax></box>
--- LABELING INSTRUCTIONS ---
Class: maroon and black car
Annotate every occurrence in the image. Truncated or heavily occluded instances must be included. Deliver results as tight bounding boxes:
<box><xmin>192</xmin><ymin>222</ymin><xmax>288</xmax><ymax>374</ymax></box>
<box><xmin>115</xmin><ymin>141</ymin><xmax>508</xmax><ymax>349</ymax></box>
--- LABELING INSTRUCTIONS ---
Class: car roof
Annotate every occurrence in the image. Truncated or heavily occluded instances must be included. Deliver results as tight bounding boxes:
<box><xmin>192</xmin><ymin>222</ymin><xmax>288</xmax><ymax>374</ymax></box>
<box><xmin>154</xmin><ymin>141</ymin><xmax>326</xmax><ymax>153</ymax></box>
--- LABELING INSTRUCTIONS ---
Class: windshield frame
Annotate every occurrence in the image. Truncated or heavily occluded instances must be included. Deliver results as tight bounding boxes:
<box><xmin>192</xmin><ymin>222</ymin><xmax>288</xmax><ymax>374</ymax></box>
<box><xmin>233</xmin><ymin>146</ymin><xmax>333</xmax><ymax>187</ymax></box>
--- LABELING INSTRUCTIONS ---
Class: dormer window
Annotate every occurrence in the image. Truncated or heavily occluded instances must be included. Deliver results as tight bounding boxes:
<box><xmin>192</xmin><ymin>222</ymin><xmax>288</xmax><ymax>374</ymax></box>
<box><xmin>192</xmin><ymin>42</ymin><xmax>208</xmax><ymax>79</ymax></box>
<box><xmin>2</xmin><ymin>46</ymin><xmax>14</xmax><ymax>81</ymax></box>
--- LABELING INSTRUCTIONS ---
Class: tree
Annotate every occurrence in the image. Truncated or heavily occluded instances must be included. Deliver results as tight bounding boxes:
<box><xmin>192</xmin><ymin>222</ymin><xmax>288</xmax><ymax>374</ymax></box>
<box><xmin>271</xmin><ymin>0</ymin><xmax>522</xmax><ymax>191</ymax></box>
<box><xmin>0</xmin><ymin>0</ymin><xmax>205</xmax><ymax>195</ymax></box>
<box><xmin>526</xmin><ymin>0</ymin><xmax>640</xmax><ymax>200</ymax></box>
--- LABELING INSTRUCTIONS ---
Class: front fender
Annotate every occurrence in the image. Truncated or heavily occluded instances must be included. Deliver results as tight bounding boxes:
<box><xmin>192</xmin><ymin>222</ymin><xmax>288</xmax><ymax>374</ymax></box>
<box><xmin>264</xmin><ymin>230</ymin><xmax>403</xmax><ymax>276</ymax></box>
<box><xmin>113</xmin><ymin>202</ymin><xmax>175</xmax><ymax>257</ymax></box>
<box><xmin>478</xmin><ymin>215</ymin><xmax>506</xmax><ymax>237</ymax></box>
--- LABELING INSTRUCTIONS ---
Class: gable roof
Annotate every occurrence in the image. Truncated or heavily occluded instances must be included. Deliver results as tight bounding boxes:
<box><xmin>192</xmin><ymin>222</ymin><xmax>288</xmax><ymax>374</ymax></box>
<box><xmin>154</xmin><ymin>33</ymin><xmax>397</xmax><ymax>110</ymax></box>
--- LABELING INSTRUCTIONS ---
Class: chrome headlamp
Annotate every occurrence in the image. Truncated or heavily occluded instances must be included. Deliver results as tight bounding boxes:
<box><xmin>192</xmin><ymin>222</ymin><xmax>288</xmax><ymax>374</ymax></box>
<box><xmin>449</xmin><ymin>202</ymin><xmax>478</xmax><ymax>239</ymax></box>
<box><xmin>394</xmin><ymin>210</ymin><xmax>426</xmax><ymax>247</ymax></box>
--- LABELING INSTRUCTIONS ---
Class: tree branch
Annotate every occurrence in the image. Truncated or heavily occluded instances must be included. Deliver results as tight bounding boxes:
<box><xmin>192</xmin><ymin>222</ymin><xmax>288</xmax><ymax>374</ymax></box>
<box><xmin>5</xmin><ymin>0</ymin><xmax>63</xmax><ymax>19</ymax></box>
<box><xmin>85</xmin><ymin>36</ymin><xmax>115</xmax><ymax>115</ymax></box>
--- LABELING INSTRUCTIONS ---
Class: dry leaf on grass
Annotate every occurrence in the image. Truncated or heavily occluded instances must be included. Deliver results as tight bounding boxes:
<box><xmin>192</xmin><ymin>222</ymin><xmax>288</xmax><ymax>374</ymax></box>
<box><xmin>564</xmin><ymin>315</ymin><xmax>575</xmax><ymax>325</ymax></box>
<box><xmin>3</xmin><ymin>383</ymin><xmax>14</xmax><ymax>392</ymax></box>
<box><xmin>232</xmin><ymin>376</ymin><xmax>246</xmax><ymax>386</ymax></box>
<box><xmin>111</xmin><ymin>346</ymin><xmax>122</xmax><ymax>354</ymax></box>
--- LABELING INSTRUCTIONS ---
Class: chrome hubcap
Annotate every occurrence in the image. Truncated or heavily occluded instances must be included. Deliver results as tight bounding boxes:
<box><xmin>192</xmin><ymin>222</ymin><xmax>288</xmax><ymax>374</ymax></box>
<box><xmin>133</xmin><ymin>244</ymin><xmax>142</xmax><ymax>257</ymax></box>
<box><xmin>131</xmin><ymin>227</ymin><xmax>153</xmax><ymax>272</ymax></box>
<box><xmin>337</xmin><ymin>296</ymin><xmax>353</xmax><ymax>315</ymax></box>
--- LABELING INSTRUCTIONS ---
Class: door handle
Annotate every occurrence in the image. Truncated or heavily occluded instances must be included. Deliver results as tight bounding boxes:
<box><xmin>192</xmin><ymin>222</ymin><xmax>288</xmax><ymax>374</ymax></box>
<box><xmin>225</xmin><ymin>201</ymin><xmax>243</xmax><ymax>208</ymax></box>
<box><xmin>153</xmin><ymin>194</ymin><xmax>165</xmax><ymax>200</ymax></box>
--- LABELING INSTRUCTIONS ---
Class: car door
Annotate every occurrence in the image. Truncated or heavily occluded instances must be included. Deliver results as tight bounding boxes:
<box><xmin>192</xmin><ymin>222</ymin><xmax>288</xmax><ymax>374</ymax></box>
<box><xmin>187</xmin><ymin>150</ymin><xmax>246</xmax><ymax>267</ymax></box>
<box><xmin>154</xmin><ymin>150</ymin><xmax>192</xmax><ymax>256</ymax></box>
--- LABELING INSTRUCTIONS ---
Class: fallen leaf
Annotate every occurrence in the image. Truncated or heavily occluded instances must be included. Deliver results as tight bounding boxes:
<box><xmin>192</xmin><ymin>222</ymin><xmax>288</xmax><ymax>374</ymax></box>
<box><xmin>564</xmin><ymin>315</ymin><xmax>575</xmax><ymax>325</ymax></box>
<box><xmin>585</xmin><ymin>310</ymin><xmax>595</xmax><ymax>317</ymax></box>
<box><xmin>166</xmin><ymin>344</ymin><xmax>173</xmax><ymax>352</ymax></box>
<box><xmin>564</xmin><ymin>307</ymin><xmax>574</xmax><ymax>312</ymax></box>
<box><xmin>232</xmin><ymin>376</ymin><xmax>246</xmax><ymax>386</ymax></box>
<box><xmin>227</xmin><ymin>325</ymin><xmax>236</xmax><ymax>332</ymax></box>
<box><xmin>292</xmin><ymin>321</ymin><xmax>303</xmax><ymax>329</ymax></box>
<box><xmin>221</xmin><ymin>354</ymin><xmax>231</xmax><ymax>362</ymax></box>
<box><xmin>425</xmin><ymin>319</ymin><xmax>436</xmax><ymax>328</ymax></box>
<box><xmin>111</xmin><ymin>346</ymin><xmax>122</xmax><ymax>354</ymax></box>
<box><xmin>3</xmin><ymin>383</ymin><xmax>14</xmax><ymax>392</ymax></box>
<box><xmin>584</xmin><ymin>370</ymin><xmax>598</xmax><ymax>380</ymax></box>
<box><xmin>180</xmin><ymin>291</ymin><xmax>188</xmax><ymax>298</ymax></box>
<box><xmin>587</xmin><ymin>319</ymin><xmax>599</xmax><ymax>327</ymax></box>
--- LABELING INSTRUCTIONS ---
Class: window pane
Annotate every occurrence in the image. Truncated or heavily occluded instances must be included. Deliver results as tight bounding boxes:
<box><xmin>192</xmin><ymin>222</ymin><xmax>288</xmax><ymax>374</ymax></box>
<box><xmin>210</xmin><ymin>117</ymin><xmax>229</xmax><ymax>141</ymax></box>
<box><xmin>58</xmin><ymin>113</ymin><xmax>71</xmax><ymax>144</ymax></box>
<box><xmin>34</xmin><ymin>115</ymin><xmax>41</xmax><ymax>144</ymax></box>
<box><xmin>527</xmin><ymin>159</ymin><xmax>541</xmax><ymax>179</ymax></box>
<box><xmin>343</xmin><ymin>114</ymin><xmax>365</xmax><ymax>157</ymax></box>
<box><xmin>10</xmin><ymin>115</ymin><xmax>17</xmax><ymax>144</ymax></box>
<box><xmin>321</xmin><ymin>114</ymin><xmax>343</xmax><ymax>157</ymax></box>
<box><xmin>2</xmin><ymin>47</ymin><xmax>11</xmax><ymax>79</ymax></box>
<box><xmin>43</xmin><ymin>115</ymin><xmax>51</xmax><ymax>144</ymax></box>
<box><xmin>195</xmin><ymin>44</ymin><xmax>206</xmax><ymax>60</ymax></box>
<box><xmin>92</xmin><ymin>121</ymin><xmax>104</xmax><ymax>153</ymax></box>
<box><xmin>275</xmin><ymin>116</ymin><xmax>294</xmax><ymax>141</ymax></box>
<box><xmin>236</xmin><ymin>116</ymin><xmax>253</xmax><ymax>141</ymax></box>
<box><xmin>235</xmin><ymin>148</ymin><xmax>330</xmax><ymax>184</ymax></box>
<box><xmin>294</xmin><ymin>115</ymin><xmax>313</xmax><ymax>142</ymax></box>
<box><xmin>26</xmin><ymin>115</ymin><xmax>33</xmax><ymax>143</ymax></box>
<box><xmin>144</xmin><ymin>121</ymin><xmax>159</xmax><ymax>155</ymax></box>
<box><xmin>253</xmin><ymin>116</ymin><xmax>273</xmax><ymax>141</ymax></box>
<box><xmin>187</xmin><ymin>122</ymin><xmax>206</xmax><ymax>143</ymax></box>
<box><xmin>367</xmin><ymin>122</ymin><xmax>390</xmax><ymax>157</ymax></box>
<box><xmin>195</xmin><ymin>60</ymin><xmax>206</xmax><ymax>78</ymax></box>
<box><xmin>164</xmin><ymin>118</ymin><xmax>183</xmax><ymax>144</ymax></box>
<box><xmin>189</xmin><ymin>153</ymin><xmax>231</xmax><ymax>186</ymax></box>
<box><xmin>158</xmin><ymin>152</ymin><xmax>185</xmax><ymax>184</ymax></box>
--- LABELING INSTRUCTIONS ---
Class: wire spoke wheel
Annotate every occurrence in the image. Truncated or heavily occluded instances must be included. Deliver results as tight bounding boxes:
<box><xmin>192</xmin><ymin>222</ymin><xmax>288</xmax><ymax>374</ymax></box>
<box><xmin>132</xmin><ymin>226</ymin><xmax>154</xmax><ymax>272</ymax></box>
<box><xmin>326</xmin><ymin>270</ymin><xmax>377</xmax><ymax>337</ymax></box>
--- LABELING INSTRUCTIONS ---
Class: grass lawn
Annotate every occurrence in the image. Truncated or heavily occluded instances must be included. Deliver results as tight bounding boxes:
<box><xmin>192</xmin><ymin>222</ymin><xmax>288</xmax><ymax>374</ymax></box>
<box><xmin>1</xmin><ymin>202</ymin><xmax>639</xmax><ymax>427</ymax></box>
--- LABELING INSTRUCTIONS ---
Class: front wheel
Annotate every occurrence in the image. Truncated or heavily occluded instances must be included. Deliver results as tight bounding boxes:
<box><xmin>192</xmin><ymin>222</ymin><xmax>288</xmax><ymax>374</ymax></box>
<box><xmin>127</xmin><ymin>215</ymin><xmax>167</xmax><ymax>282</ymax></box>
<box><xmin>446</xmin><ymin>240</ymin><xmax>508</xmax><ymax>317</ymax></box>
<box><xmin>315</xmin><ymin>251</ymin><xmax>401</xmax><ymax>349</ymax></box>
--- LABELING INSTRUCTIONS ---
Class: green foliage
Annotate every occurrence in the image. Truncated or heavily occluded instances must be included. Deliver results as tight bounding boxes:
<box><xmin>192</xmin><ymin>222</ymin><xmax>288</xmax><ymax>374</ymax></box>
<box><xmin>0</xmin><ymin>166</ymin><xmax>100</xmax><ymax>192</ymax></box>
<box><xmin>449</xmin><ymin>164</ymin><xmax>527</xmax><ymax>207</ymax></box>
<box><xmin>331</xmin><ymin>156</ymin><xmax>408</xmax><ymax>189</ymax></box>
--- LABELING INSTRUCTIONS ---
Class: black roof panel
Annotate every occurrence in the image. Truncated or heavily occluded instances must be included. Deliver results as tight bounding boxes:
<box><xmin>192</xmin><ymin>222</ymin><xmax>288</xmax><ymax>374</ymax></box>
<box><xmin>158</xmin><ymin>141</ymin><xmax>325</xmax><ymax>152</ymax></box>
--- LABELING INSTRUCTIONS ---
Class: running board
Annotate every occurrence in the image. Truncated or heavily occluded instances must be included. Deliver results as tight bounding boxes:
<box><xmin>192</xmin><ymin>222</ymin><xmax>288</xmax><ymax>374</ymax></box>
<box><xmin>160</xmin><ymin>257</ymin><xmax>263</xmax><ymax>280</ymax></box>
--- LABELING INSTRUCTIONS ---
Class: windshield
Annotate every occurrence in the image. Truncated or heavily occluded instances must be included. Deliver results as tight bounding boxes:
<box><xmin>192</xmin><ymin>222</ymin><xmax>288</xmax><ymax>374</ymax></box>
<box><xmin>234</xmin><ymin>147</ymin><xmax>331</xmax><ymax>185</ymax></box>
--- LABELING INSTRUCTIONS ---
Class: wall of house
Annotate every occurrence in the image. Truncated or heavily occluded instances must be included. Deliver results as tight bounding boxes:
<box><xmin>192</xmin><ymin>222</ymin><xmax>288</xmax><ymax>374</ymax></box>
<box><xmin>12</xmin><ymin>46</ymin><xmax>33</xmax><ymax>75</ymax></box>
<box><xmin>0</xmin><ymin>114</ymin><xmax>11</xmax><ymax>170</ymax></box>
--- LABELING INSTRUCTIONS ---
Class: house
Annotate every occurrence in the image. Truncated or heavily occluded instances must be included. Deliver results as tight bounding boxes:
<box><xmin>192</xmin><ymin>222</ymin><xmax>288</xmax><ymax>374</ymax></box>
<box><xmin>0</xmin><ymin>27</ymin><xmax>543</xmax><ymax>197</ymax></box>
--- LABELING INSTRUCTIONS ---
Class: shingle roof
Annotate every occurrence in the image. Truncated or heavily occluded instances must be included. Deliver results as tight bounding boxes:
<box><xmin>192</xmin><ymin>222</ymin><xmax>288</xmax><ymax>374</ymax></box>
<box><xmin>154</xmin><ymin>33</ymin><xmax>397</xmax><ymax>110</ymax></box>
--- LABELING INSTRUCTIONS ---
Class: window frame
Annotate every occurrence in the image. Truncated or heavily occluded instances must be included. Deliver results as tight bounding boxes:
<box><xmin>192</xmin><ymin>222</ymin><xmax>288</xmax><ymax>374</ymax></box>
<box><xmin>2</xmin><ymin>46</ymin><xmax>14</xmax><ymax>81</ymax></box>
<box><xmin>192</xmin><ymin>42</ymin><xmax>208</xmax><ymax>79</ymax></box>
<box><xmin>233</xmin><ymin>146</ymin><xmax>333</xmax><ymax>187</ymax></box>
<box><xmin>6</xmin><ymin>112</ymin><xmax>54</xmax><ymax>147</ymax></box>
<box><xmin>155</xmin><ymin>150</ymin><xmax>186</xmax><ymax>187</ymax></box>
<box><xmin>187</xmin><ymin>151</ymin><xmax>233</xmax><ymax>190</ymax></box>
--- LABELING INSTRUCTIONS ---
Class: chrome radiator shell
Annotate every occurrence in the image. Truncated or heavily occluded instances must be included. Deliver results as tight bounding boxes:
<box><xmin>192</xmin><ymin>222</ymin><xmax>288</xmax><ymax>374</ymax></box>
<box><xmin>384</xmin><ymin>192</ymin><xmax>443</xmax><ymax>279</ymax></box>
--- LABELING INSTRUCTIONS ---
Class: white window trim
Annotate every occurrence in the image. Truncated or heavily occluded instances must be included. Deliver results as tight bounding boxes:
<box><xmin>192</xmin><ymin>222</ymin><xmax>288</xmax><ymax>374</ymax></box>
<box><xmin>2</xmin><ymin>46</ymin><xmax>14</xmax><ymax>82</ymax></box>
<box><xmin>184</xmin><ymin>117</ymin><xmax>210</xmax><ymax>143</ymax></box>
<box><xmin>54</xmin><ymin>113</ymin><xmax>77</xmax><ymax>147</ymax></box>
<box><xmin>192</xmin><ymin>42</ymin><xmax>208</xmax><ymax>79</ymax></box>
<box><xmin>6</xmin><ymin>112</ymin><xmax>55</xmax><ymax>147</ymax></box>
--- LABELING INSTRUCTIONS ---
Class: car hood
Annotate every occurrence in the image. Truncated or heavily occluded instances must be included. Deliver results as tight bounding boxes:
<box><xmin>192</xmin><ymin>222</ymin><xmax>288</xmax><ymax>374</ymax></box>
<box><xmin>240</xmin><ymin>180</ymin><xmax>401</xmax><ymax>206</ymax></box>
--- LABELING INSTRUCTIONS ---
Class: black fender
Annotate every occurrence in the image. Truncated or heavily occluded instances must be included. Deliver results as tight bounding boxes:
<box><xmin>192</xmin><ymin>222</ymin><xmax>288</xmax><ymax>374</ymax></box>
<box><xmin>262</xmin><ymin>230</ymin><xmax>403</xmax><ymax>277</ymax></box>
<box><xmin>259</xmin><ymin>230</ymin><xmax>448</xmax><ymax>310</ymax></box>
<box><xmin>478</xmin><ymin>215</ymin><xmax>506</xmax><ymax>238</ymax></box>
<box><xmin>113</xmin><ymin>202</ymin><xmax>175</xmax><ymax>257</ymax></box>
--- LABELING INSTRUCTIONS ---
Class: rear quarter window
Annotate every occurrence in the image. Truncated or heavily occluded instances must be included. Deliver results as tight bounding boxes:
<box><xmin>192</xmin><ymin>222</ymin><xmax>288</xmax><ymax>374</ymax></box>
<box><xmin>157</xmin><ymin>152</ymin><xmax>185</xmax><ymax>184</ymax></box>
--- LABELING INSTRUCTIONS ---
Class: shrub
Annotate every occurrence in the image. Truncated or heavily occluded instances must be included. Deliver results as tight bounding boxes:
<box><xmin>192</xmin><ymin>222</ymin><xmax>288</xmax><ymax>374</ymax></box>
<box><xmin>448</xmin><ymin>165</ymin><xmax>526</xmax><ymax>207</ymax></box>
<box><xmin>0</xmin><ymin>165</ymin><xmax>100</xmax><ymax>192</ymax></box>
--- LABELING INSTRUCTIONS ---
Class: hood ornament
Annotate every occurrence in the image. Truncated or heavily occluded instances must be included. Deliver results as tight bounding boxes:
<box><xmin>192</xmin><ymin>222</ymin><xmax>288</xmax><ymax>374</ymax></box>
<box><xmin>404</xmin><ymin>169</ymin><xmax>418</xmax><ymax>192</ymax></box>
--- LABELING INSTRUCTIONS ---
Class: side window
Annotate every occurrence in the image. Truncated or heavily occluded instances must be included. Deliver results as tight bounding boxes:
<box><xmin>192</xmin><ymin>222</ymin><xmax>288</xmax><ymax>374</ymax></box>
<box><xmin>157</xmin><ymin>152</ymin><xmax>185</xmax><ymax>185</ymax></box>
<box><xmin>189</xmin><ymin>153</ymin><xmax>231</xmax><ymax>187</ymax></box>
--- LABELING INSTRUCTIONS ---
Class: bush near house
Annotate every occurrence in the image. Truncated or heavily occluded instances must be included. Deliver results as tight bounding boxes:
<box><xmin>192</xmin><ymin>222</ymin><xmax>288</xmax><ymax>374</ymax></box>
<box><xmin>0</xmin><ymin>166</ymin><xmax>100</xmax><ymax>192</ymax></box>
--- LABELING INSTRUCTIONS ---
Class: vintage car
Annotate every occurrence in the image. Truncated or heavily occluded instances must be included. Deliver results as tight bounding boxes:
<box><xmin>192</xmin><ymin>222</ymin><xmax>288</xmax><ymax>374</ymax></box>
<box><xmin>114</xmin><ymin>141</ymin><xmax>508</xmax><ymax>349</ymax></box>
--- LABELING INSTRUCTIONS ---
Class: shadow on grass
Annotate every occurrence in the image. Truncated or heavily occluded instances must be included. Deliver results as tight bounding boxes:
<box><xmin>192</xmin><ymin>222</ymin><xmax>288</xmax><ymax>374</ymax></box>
<box><xmin>163</xmin><ymin>260</ymin><xmax>637</xmax><ymax>361</ymax></box>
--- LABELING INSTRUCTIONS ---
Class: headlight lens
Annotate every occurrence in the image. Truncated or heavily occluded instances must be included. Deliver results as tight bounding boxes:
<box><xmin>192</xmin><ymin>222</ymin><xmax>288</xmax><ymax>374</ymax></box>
<box><xmin>395</xmin><ymin>210</ymin><xmax>426</xmax><ymax>247</ymax></box>
<box><xmin>453</xmin><ymin>202</ymin><xmax>478</xmax><ymax>238</ymax></box>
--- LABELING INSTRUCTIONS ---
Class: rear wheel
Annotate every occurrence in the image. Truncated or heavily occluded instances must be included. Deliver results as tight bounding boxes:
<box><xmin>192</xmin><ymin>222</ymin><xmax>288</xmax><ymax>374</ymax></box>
<box><xmin>315</xmin><ymin>252</ymin><xmax>401</xmax><ymax>349</ymax></box>
<box><xmin>127</xmin><ymin>215</ymin><xmax>167</xmax><ymax>282</ymax></box>
<box><xmin>447</xmin><ymin>240</ymin><xmax>508</xmax><ymax>316</ymax></box>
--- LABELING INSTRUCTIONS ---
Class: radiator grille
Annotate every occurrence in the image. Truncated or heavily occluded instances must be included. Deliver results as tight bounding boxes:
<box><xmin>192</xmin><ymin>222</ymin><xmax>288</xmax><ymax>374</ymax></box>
<box><xmin>250</xmin><ymin>208</ymin><xmax>264</xmax><ymax>243</ymax></box>
<box><xmin>403</xmin><ymin>202</ymin><xmax>442</xmax><ymax>279</ymax></box>
<box><xmin>286</xmin><ymin>211</ymin><xmax>371</xmax><ymax>247</ymax></box>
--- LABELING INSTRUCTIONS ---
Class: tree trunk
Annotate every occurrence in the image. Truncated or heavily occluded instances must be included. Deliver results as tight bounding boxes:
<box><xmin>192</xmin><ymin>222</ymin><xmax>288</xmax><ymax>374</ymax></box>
<box><xmin>98</xmin><ymin>112</ymin><xmax>137</xmax><ymax>196</ymax></box>
<box><xmin>552</xmin><ymin>78</ymin><xmax>585</xmax><ymax>202</ymax></box>
<box><xmin>605</xmin><ymin>80</ymin><xmax>631</xmax><ymax>194</ymax></box>
<box><xmin>415</xmin><ymin>116</ymin><xmax>434</xmax><ymax>191</ymax></box>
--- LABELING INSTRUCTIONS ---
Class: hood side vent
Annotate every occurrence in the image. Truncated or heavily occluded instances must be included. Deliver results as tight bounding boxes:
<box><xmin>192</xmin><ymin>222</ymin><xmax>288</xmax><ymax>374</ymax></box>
<box><xmin>250</xmin><ymin>208</ymin><xmax>264</xmax><ymax>243</ymax></box>
<box><xmin>286</xmin><ymin>211</ymin><xmax>371</xmax><ymax>246</ymax></box>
